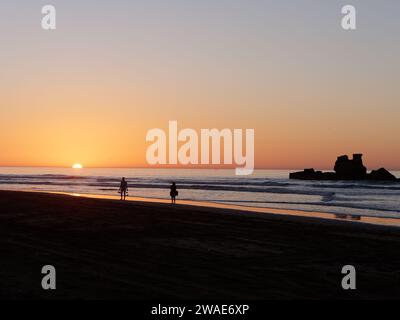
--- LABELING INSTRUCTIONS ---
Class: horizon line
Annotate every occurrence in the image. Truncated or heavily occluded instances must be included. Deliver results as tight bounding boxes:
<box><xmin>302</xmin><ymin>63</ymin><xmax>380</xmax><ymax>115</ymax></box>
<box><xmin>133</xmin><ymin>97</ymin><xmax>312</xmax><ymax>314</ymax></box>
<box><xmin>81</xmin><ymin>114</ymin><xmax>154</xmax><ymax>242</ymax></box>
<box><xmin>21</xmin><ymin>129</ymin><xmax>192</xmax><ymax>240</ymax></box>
<box><xmin>0</xmin><ymin>165</ymin><xmax>399</xmax><ymax>171</ymax></box>
<box><xmin>0</xmin><ymin>165</ymin><xmax>322</xmax><ymax>170</ymax></box>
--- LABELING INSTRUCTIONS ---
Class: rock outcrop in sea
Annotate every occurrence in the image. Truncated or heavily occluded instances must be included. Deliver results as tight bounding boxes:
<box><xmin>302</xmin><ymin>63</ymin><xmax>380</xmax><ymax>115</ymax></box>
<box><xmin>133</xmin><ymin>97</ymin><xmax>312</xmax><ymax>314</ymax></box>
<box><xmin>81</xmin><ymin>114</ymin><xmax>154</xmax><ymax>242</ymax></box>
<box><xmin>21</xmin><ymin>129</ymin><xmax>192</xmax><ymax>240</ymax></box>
<box><xmin>289</xmin><ymin>154</ymin><xmax>398</xmax><ymax>181</ymax></box>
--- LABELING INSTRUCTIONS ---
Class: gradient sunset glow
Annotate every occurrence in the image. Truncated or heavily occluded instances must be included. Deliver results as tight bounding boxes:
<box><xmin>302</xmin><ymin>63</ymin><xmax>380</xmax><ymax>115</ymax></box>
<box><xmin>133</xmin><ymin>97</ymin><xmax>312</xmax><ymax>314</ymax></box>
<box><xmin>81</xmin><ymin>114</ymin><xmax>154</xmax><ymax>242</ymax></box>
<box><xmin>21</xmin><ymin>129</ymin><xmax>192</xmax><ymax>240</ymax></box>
<box><xmin>0</xmin><ymin>1</ymin><xmax>399</xmax><ymax>170</ymax></box>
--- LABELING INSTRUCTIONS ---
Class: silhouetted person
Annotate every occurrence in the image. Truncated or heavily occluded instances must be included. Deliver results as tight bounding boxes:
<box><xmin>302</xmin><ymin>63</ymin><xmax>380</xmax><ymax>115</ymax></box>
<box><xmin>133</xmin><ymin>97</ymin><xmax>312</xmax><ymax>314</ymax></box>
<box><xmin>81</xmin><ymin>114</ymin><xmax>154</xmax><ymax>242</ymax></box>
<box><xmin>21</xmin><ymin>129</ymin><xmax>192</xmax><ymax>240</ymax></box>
<box><xmin>119</xmin><ymin>177</ymin><xmax>128</xmax><ymax>200</ymax></box>
<box><xmin>170</xmin><ymin>182</ymin><xmax>178</xmax><ymax>204</ymax></box>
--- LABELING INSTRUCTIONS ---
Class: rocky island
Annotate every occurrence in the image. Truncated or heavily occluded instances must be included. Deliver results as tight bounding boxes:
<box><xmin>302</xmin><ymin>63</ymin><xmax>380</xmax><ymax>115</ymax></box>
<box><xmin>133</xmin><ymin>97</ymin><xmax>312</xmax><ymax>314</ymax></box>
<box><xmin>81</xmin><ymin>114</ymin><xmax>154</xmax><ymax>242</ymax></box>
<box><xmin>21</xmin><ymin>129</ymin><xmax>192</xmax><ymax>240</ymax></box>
<box><xmin>289</xmin><ymin>154</ymin><xmax>398</xmax><ymax>181</ymax></box>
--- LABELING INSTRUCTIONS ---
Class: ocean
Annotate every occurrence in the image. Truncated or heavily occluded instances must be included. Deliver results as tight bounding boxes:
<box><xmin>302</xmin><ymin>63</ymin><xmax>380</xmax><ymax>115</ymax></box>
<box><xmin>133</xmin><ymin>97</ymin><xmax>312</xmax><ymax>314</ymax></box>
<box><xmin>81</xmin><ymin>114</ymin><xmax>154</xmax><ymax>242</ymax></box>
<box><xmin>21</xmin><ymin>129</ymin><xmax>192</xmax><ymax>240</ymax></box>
<box><xmin>0</xmin><ymin>167</ymin><xmax>399</xmax><ymax>219</ymax></box>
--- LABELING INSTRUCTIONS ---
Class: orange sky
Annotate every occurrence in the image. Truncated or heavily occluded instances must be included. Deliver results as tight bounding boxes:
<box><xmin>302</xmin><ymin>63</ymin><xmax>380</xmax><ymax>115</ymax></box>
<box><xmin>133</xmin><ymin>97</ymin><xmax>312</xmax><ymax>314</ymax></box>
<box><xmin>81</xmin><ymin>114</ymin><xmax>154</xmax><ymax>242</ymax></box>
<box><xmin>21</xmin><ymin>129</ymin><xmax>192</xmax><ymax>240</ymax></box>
<box><xmin>0</xmin><ymin>1</ymin><xmax>399</xmax><ymax>170</ymax></box>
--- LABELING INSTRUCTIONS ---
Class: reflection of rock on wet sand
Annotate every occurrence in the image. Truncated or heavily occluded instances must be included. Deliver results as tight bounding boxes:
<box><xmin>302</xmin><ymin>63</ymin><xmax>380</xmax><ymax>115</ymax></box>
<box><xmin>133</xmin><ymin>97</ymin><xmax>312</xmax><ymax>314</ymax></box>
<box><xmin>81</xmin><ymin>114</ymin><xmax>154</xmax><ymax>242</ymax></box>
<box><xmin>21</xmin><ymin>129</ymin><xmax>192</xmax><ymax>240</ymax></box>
<box><xmin>290</xmin><ymin>154</ymin><xmax>398</xmax><ymax>181</ymax></box>
<box><xmin>335</xmin><ymin>214</ymin><xmax>361</xmax><ymax>221</ymax></box>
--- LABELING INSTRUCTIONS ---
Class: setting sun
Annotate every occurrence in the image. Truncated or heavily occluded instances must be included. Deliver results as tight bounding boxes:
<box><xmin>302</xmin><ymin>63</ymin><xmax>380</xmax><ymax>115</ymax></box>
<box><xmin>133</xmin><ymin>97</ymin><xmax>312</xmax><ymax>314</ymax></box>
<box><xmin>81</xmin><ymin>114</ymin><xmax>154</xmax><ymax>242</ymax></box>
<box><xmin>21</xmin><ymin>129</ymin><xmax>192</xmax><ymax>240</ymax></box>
<box><xmin>72</xmin><ymin>163</ymin><xmax>83</xmax><ymax>169</ymax></box>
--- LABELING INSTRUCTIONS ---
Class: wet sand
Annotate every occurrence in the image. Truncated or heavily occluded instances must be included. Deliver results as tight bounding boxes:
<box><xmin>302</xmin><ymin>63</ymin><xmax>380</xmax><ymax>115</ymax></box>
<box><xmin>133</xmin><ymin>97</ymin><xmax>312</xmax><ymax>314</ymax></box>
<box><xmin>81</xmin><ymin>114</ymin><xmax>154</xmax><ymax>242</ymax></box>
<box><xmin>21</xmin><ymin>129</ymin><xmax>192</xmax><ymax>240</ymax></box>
<box><xmin>1</xmin><ymin>190</ymin><xmax>400</xmax><ymax>299</ymax></box>
<box><xmin>30</xmin><ymin>190</ymin><xmax>400</xmax><ymax>227</ymax></box>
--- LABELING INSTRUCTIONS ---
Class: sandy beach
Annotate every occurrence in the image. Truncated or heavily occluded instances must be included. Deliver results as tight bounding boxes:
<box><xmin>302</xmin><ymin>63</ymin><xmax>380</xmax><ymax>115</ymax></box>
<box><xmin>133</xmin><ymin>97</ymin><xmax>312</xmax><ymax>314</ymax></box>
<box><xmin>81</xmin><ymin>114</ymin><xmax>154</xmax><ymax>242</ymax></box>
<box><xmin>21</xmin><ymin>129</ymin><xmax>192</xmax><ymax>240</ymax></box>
<box><xmin>1</xmin><ymin>190</ymin><xmax>400</xmax><ymax>300</ymax></box>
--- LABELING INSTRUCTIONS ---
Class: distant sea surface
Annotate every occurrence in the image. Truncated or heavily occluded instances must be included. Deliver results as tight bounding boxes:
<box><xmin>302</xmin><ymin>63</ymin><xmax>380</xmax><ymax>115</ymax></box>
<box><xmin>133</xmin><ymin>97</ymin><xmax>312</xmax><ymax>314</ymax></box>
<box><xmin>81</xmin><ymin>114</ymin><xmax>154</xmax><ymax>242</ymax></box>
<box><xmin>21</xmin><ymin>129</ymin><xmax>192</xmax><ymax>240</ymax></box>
<box><xmin>0</xmin><ymin>167</ymin><xmax>399</xmax><ymax>219</ymax></box>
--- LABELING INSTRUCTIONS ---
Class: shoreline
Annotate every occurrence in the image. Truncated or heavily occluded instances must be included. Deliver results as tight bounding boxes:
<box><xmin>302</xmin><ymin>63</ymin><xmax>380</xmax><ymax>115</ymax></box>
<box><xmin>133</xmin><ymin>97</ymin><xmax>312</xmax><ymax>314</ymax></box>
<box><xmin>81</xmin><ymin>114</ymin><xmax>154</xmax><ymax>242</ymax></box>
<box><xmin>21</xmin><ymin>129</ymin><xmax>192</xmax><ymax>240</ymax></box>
<box><xmin>6</xmin><ymin>188</ymin><xmax>400</xmax><ymax>228</ymax></box>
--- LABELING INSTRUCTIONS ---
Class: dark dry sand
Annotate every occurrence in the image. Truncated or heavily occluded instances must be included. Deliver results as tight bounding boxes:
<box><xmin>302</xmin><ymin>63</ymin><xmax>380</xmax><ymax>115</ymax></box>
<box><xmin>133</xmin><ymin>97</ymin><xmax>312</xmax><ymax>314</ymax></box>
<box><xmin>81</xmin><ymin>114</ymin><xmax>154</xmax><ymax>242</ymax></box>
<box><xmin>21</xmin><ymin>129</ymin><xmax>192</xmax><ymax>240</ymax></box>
<box><xmin>1</xmin><ymin>190</ymin><xmax>400</xmax><ymax>300</ymax></box>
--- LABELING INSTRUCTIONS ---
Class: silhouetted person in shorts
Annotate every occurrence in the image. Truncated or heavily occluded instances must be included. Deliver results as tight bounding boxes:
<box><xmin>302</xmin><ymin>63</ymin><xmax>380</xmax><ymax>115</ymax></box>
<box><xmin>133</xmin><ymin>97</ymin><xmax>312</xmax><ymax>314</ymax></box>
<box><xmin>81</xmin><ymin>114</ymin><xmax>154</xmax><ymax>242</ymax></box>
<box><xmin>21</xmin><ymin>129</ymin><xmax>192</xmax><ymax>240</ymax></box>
<box><xmin>170</xmin><ymin>182</ymin><xmax>178</xmax><ymax>204</ymax></box>
<box><xmin>119</xmin><ymin>177</ymin><xmax>128</xmax><ymax>200</ymax></box>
